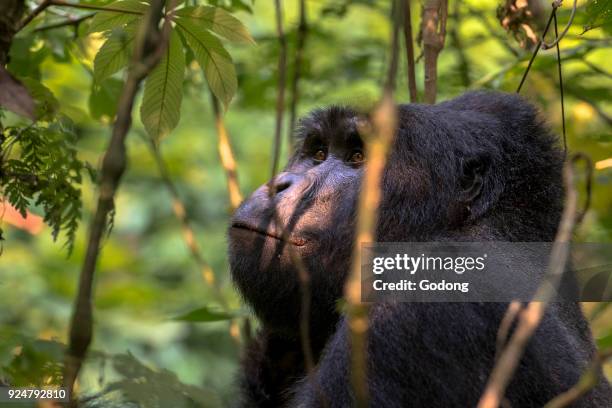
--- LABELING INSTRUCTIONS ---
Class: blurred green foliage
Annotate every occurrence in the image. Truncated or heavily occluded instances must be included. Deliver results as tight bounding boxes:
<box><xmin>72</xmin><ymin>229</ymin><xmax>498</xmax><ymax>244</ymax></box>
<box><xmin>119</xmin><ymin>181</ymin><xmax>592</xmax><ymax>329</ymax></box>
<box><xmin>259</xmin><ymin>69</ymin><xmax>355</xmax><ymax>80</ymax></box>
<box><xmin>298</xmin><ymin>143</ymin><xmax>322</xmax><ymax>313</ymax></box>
<box><xmin>0</xmin><ymin>0</ymin><xmax>611</xmax><ymax>406</ymax></box>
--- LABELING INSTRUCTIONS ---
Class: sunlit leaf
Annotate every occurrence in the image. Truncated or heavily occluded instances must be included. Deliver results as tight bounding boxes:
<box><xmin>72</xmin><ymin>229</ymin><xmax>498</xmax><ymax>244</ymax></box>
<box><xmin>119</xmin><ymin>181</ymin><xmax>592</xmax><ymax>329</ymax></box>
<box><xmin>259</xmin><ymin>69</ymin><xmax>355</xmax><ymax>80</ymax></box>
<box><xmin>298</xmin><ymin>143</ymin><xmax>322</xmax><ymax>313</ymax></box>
<box><xmin>88</xmin><ymin>0</ymin><xmax>148</xmax><ymax>33</ymax></box>
<box><xmin>175</xmin><ymin>18</ymin><xmax>237</xmax><ymax>109</ymax></box>
<box><xmin>174</xmin><ymin>5</ymin><xmax>255</xmax><ymax>44</ymax></box>
<box><xmin>140</xmin><ymin>29</ymin><xmax>185</xmax><ymax>139</ymax></box>
<box><xmin>93</xmin><ymin>25</ymin><xmax>137</xmax><ymax>82</ymax></box>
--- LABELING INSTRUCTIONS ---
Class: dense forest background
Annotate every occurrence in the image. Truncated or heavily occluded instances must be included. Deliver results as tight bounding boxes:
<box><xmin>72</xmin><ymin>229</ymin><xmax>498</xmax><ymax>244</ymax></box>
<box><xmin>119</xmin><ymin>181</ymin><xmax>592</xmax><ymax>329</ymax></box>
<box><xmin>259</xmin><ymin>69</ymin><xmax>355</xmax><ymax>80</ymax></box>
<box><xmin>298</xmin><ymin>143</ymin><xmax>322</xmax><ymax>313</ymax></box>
<box><xmin>0</xmin><ymin>0</ymin><xmax>610</xmax><ymax>406</ymax></box>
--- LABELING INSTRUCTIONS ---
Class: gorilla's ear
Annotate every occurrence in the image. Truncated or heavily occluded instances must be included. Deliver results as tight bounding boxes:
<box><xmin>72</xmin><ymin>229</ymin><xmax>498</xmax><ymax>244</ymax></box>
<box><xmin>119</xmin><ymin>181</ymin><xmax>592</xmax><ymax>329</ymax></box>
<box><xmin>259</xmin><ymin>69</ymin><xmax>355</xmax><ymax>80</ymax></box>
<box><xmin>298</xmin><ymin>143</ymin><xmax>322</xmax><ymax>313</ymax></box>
<box><xmin>459</xmin><ymin>154</ymin><xmax>490</xmax><ymax>205</ymax></box>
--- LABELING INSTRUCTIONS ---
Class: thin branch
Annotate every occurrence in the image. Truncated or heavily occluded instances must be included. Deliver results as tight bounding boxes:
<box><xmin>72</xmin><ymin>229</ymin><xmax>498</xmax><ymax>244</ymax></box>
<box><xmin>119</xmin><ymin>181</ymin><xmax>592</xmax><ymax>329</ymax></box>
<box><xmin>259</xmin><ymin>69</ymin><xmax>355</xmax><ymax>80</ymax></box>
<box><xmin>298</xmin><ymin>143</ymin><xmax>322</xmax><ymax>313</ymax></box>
<box><xmin>543</xmin><ymin>349</ymin><xmax>612</xmax><ymax>408</ymax></box>
<box><xmin>494</xmin><ymin>300</ymin><xmax>522</xmax><ymax>362</ymax></box>
<box><xmin>287</xmin><ymin>0</ymin><xmax>308</xmax><ymax>154</ymax></box>
<box><xmin>422</xmin><ymin>0</ymin><xmax>448</xmax><ymax>104</ymax></box>
<box><xmin>270</xmin><ymin>0</ymin><xmax>287</xmax><ymax>182</ymax></box>
<box><xmin>582</xmin><ymin>60</ymin><xmax>612</xmax><ymax>79</ymax></box>
<box><xmin>449</xmin><ymin>2</ymin><xmax>471</xmax><ymax>88</ymax></box>
<box><xmin>262</xmin><ymin>0</ymin><xmax>317</xmax><ymax>388</ymax></box>
<box><xmin>345</xmin><ymin>2</ymin><xmax>401</xmax><ymax>407</ymax></box>
<box><xmin>516</xmin><ymin>11</ymin><xmax>555</xmax><ymax>93</ymax></box>
<box><xmin>384</xmin><ymin>1</ymin><xmax>401</xmax><ymax>94</ymax></box>
<box><xmin>211</xmin><ymin>94</ymin><xmax>243</xmax><ymax>212</ymax></box>
<box><xmin>144</xmin><ymin>121</ymin><xmax>244</xmax><ymax>343</ymax></box>
<box><xmin>62</xmin><ymin>1</ymin><xmax>168</xmax><ymax>404</ymax></box>
<box><xmin>18</xmin><ymin>0</ymin><xmax>144</xmax><ymax>32</ymax></box>
<box><xmin>541</xmin><ymin>0</ymin><xmax>577</xmax><ymax>50</ymax></box>
<box><xmin>401</xmin><ymin>0</ymin><xmax>418</xmax><ymax>102</ymax></box>
<box><xmin>569</xmin><ymin>34</ymin><xmax>611</xmax><ymax>44</ymax></box>
<box><xmin>17</xmin><ymin>0</ymin><xmax>51</xmax><ymax>32</ymax></box>
<box><xmin>33</xmin><ymin>13</ymin><xmax>94</xmax><ymax>32</ymax></box>
<box><xmin>268</xmin><ymin>1</ymin><xmax>321</xmax><ymax>401</ymax></box>
<box><xmin>146</xmin><ymin>137</ymin><xmax>228</xmax><ymax>308</ymax></box>
<box><xmin>48</xmin><ymin>0</ymin><xmax>144</xmax><ymax>14</ymax></box>
<box><xmin>477</xmin><ymin>153</ymin><xmax>591</xmax><ymax>408</ymax></box>
<box><xmin>273</xmin><ymin>0</ymin><xmax>317</xmax><ymax>382</ymax></box>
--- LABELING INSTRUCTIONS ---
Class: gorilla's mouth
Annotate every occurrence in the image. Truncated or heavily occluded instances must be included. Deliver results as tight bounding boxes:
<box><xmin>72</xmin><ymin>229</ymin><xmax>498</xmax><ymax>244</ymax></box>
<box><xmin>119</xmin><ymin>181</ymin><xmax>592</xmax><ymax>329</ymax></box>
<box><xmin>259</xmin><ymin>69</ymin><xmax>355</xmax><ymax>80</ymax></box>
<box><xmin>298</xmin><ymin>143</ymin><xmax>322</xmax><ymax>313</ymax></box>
<box><xmin>231</xmin><ymin>221</ymin><xmax>307</xmax><ymax>246</ymax></box>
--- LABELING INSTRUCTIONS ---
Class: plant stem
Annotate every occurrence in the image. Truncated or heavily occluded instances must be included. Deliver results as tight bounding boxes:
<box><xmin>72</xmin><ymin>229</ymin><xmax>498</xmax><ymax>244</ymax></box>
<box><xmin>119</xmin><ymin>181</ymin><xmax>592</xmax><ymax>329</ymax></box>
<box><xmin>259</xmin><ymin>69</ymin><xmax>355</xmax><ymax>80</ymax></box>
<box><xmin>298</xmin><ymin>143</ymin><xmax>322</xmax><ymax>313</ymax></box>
<box><xmin>62</xmin><ymin>1</ymin><xmax>167</xmax><ymax>404</ymax></box>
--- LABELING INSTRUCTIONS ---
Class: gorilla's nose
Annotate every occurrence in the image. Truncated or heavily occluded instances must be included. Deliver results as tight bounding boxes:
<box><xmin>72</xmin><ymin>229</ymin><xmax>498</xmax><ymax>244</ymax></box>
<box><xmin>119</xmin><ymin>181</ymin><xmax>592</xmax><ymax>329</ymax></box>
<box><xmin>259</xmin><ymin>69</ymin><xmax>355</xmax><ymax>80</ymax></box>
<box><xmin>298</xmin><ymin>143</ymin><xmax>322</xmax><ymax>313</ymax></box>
<box><xmin>272</xmin><ymin>172</ymin><xmax>301</xmax><ymax>195</ymax></box>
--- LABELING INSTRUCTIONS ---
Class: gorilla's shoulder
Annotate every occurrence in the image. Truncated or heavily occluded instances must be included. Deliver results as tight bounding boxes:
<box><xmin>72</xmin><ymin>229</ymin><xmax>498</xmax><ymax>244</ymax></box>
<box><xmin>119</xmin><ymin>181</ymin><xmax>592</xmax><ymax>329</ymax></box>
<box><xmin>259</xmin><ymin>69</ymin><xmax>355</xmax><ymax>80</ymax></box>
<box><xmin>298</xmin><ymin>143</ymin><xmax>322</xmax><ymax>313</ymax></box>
<box><xmin>437</xmin><ymin>90</ymin><xmax>533</xmax><ymax>109</ymax></box>
<box><xmin>433</xmin><ymin>90</ymin><xmax>541</xmax><ymax>124</ymax></box>
<box><xmin>396</xmin><ymin>91</ymin><xmax>558</xmax><ymax>153</ymax></box>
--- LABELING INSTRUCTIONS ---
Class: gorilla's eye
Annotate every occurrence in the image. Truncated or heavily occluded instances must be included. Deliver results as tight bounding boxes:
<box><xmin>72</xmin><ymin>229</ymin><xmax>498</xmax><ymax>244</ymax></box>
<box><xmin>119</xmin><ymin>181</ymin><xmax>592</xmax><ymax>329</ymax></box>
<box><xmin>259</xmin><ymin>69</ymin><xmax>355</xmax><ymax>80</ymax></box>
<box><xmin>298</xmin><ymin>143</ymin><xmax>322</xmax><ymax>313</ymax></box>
<box><xmin>313</xmin><ymin>149</ymin><xmax>327</xmax><ymax>162</ymax></box>
<box><xmin>348</xmin><ymin>150</ymin><xmax>364</xmax><ymax>163</ymax></box>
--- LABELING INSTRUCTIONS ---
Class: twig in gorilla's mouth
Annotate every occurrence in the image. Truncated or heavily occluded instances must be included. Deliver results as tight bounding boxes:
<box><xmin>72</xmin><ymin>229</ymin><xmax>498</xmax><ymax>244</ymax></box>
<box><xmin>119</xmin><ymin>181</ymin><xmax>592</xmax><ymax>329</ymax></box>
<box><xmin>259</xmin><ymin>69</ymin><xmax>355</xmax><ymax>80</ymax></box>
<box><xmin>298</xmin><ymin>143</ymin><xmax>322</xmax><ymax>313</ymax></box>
<box><xmin>231</xmin><ymin>222</ymin><xmax>306</xmax><ymax>246</ymax></box>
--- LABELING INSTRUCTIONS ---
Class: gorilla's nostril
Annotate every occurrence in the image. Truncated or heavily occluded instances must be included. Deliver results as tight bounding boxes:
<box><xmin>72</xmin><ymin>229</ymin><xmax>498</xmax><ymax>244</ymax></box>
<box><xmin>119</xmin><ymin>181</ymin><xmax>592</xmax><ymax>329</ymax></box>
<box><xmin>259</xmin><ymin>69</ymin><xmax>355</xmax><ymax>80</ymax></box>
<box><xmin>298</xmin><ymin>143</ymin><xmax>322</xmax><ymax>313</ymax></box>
<box><xmin>275</xmin><ymin>180</ymin><xmax>291</xmax><ymax>193</ymax></box>
<box><xmin>272</xmin><ymin>172</ymin><xmax>298</xmax><ymax>194</ymax></box>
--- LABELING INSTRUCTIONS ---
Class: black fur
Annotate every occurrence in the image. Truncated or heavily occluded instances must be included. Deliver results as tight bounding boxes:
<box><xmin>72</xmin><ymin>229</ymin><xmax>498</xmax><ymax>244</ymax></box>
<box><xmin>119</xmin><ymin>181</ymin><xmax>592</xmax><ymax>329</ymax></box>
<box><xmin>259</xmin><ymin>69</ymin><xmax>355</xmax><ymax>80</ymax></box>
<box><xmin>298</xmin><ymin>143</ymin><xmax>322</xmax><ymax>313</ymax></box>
<box><xmin>227</xmin><ymin>91</ymin><xmax>612</xmax><ymax>407</ymax></box>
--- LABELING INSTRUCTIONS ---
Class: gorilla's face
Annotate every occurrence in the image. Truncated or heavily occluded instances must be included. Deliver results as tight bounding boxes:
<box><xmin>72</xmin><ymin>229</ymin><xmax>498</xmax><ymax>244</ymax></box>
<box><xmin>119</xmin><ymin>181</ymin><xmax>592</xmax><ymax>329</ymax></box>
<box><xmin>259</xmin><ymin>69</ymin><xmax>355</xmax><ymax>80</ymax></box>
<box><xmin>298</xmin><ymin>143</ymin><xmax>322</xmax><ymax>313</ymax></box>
<box><xmin>228</xmin><ymin>104</ymin><xmax>493</xmax><ymax>333</ymax></box>
<box><xmin>229</xmin><ymin>107</ymin><xmax>363</xmax><ymax>332</ymax></box>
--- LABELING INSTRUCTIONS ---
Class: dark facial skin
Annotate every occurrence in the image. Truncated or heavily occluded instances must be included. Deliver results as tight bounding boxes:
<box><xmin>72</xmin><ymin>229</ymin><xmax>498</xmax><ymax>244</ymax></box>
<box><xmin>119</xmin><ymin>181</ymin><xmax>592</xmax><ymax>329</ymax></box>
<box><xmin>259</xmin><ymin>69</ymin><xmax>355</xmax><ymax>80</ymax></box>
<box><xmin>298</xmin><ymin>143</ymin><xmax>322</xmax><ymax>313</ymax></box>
<box><xmin>228</xmin><ymin>107</ymin><xmax>362</xmax><ymax>335</ymax></box>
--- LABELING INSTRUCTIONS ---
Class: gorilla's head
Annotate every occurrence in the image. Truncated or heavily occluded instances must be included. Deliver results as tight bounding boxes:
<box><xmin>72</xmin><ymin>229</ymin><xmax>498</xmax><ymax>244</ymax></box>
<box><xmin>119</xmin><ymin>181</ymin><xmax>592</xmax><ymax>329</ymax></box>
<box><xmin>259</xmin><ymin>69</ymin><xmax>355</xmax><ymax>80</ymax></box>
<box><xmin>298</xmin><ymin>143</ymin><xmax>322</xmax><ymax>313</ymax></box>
<box><xmin>228</xmin><ymin>92</ymin><xmax>563</xmax><ymax>335</ymax></box>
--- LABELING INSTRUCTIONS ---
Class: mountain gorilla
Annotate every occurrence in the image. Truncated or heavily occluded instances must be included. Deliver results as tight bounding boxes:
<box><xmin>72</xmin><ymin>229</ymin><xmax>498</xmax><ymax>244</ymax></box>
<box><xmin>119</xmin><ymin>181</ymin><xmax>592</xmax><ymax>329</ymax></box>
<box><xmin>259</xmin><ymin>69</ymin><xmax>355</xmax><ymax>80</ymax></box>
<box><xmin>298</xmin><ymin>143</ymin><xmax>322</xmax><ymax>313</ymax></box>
<box><xmin>228</xmin><ymin>91</ymin><xmax>611</xmax><ymax>407</ymax></box>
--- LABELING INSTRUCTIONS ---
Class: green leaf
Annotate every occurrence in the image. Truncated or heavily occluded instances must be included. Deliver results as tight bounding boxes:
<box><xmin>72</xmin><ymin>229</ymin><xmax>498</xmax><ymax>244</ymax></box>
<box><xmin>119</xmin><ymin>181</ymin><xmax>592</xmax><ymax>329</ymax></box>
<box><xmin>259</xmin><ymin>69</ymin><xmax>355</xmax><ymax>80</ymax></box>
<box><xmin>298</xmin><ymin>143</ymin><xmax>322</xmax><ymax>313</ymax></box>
<box><xmin>1</xmin><ymin>120</ymin><xmax>86</xmax><ymax>253</ymax></box>
<box><xmin>175</xmin><ymin>18</ymin><xmax>237</xmax><ymax>109</ymax></box>
<box><xmin>171</xmin><ymin>306</ymin><xmax>246</xmax><ymax>322</ymax></box>
<box><xmin>88</xmin><ymin>0</ymin><xmax>148</xmax><ymax>33</ymax></box>
<box><xmin>174</xmin><ymin>5</ymin><xmax>255</xmax><ymax>44</ymax></box>
<box><xmin>596</xmin><ymin>329</ymin><xmax>612</xmax><ymax>350</ymax></box>
<box><xmin>19</xmin><ymin>77</ymin><xmax>59</xmax><ymax>121</ymax></box>
<box><xmin>140</xmin><ymin>29</ymin><xmax>185</xmax><ymax>139</ymax></box>
<box><xmin>89</xmin><ymin>78</ymin><xmax>123</xmax><ymax>120</ymax></box>
<box><xmin>207</xmin><ymin>0</ymin><xmax>254</xmax><ymax>14</ymax></box>
<box><xmin>101</xmin><ymin>353</ymin><xmax>222</xmax><ymax>407</ymax></box>
<box><xmin>585</xmin><ymin>0</ymin><xmax>612</xmax><ymax>34</ymax></box>
<box><xmin>93</xmin><ymin>25</ymin><xmax>137</xmax><ymax>82</ymax></box>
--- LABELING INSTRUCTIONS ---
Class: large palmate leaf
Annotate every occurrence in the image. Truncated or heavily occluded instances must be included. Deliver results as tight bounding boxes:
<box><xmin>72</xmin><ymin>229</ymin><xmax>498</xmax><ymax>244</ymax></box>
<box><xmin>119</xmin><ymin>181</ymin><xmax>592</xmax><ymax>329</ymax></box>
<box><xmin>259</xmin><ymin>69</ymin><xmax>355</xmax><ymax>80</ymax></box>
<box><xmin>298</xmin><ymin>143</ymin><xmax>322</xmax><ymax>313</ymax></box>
<box><xmin>140</xmin><ymin>29</ymin><xmax>185</xmax><ymax>139</ymax></box>
<box><xmin>93</xmin><ymin>24</ymin><xmax>137</xmax><ymax>82</ymax></box>
<box><xmin>174</xmin><ymin>5</ymin><xmax>255</xmax><ymax>44</ymax></box>
<box><xmin>88</xmin><ymin>0</ymin><xmax>148</xmax><ymax>34</ymax></box>
<box><xmin>175</xmin><ymin>18</ymin><xmax>237</xmax><ymax>108</ymax></box>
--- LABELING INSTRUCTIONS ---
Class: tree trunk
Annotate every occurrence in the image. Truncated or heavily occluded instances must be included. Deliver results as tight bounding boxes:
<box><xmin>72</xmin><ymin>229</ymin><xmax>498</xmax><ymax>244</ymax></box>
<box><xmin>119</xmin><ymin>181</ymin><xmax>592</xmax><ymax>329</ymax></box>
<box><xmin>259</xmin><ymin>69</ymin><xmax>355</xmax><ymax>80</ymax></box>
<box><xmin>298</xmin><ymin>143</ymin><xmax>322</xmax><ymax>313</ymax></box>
<box><xmin>0</xmin><ymin>0</ymin><xmax>25</xmax><ymax>65</ymax></box>
<box><xmin>422</xmin><ymin>0</ymin><xmax>447</xmax><ymax>104</ymax></box>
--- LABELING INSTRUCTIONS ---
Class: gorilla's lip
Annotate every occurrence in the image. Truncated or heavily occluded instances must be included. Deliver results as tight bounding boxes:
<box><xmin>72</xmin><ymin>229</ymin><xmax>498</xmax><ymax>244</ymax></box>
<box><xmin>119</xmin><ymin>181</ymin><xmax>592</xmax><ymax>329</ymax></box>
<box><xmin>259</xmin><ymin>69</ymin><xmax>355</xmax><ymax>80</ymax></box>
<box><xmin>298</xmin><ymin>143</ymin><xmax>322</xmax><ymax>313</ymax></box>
<box><xmin>231</xmin><ymin>221</ymin><xmax>307</xmax><ymax>246</ymax></box>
